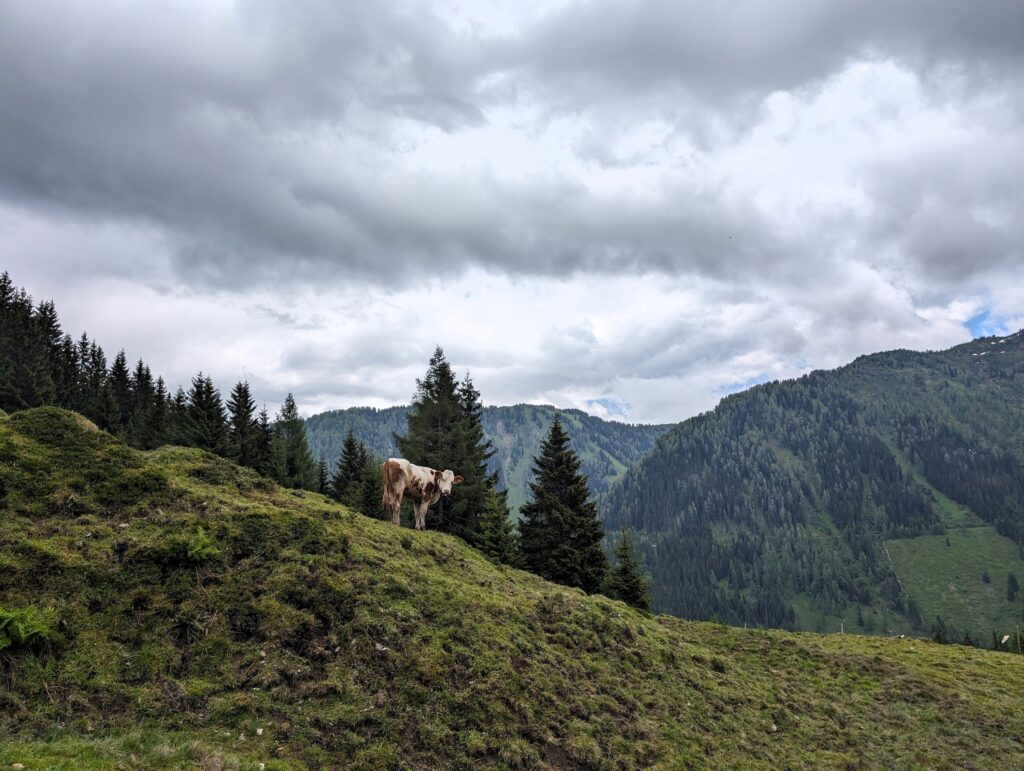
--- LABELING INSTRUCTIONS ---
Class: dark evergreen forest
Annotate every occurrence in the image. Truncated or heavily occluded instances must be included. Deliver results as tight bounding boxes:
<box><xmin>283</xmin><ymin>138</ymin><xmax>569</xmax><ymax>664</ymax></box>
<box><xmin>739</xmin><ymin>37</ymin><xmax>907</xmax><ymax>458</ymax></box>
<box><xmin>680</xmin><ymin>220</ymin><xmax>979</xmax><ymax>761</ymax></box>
<box><xmin>603</xmin><ymin>333</ymin><xmax>1024</xmax><ymax>637</ymax></box>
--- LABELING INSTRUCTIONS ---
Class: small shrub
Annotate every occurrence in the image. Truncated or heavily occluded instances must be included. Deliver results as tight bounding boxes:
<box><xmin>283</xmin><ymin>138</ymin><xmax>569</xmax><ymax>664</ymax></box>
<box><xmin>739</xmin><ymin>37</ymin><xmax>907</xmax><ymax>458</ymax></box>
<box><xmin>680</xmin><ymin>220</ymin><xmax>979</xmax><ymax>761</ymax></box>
<box><xmin>0</xmin><ymin>605</ymin><xmax>60</xmax><ymax>652</ymax></box>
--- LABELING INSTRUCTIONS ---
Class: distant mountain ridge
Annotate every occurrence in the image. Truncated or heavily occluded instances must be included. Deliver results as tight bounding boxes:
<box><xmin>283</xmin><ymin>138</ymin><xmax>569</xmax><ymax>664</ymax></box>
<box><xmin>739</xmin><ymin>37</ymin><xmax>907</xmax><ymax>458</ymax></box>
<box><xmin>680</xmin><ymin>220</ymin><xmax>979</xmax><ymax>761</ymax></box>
<box><xmin>304</xmin><ymin>404</ymin><xmax>671</xmax><ymax>513</ymax></box>
<box><xmin>602</xmin><ymin>330</ymin><xmax>1024</xmax><ymax>639</ymax></box>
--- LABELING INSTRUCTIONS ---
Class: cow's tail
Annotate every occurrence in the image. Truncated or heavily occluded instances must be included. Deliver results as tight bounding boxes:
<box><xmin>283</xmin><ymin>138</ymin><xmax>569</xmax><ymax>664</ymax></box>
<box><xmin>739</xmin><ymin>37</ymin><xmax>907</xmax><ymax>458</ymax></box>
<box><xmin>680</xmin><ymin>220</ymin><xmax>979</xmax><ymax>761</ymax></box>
<box><xmin>381</xmin><ymin>461</ymin><xmax>391</xmax><ymax>508</ymax></box>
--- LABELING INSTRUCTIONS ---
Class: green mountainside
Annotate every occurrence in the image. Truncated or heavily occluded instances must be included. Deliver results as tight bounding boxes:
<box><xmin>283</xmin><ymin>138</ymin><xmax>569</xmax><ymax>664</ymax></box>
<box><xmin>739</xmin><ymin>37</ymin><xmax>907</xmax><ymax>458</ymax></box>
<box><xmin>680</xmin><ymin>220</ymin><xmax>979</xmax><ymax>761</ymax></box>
<box><xmin>603</xmin><ymin>331</ymin><xmax>1024</xmax><ymax>639</ymax></box>
<box><xmin>305</xmin><ymin>404</ymin><xmax>670</xmax><ymax>514</ymax></box>
<box><xmin>2</xmin><ymin>408</ymin><xmax>1024</xmax><ymax>768</ymax></box>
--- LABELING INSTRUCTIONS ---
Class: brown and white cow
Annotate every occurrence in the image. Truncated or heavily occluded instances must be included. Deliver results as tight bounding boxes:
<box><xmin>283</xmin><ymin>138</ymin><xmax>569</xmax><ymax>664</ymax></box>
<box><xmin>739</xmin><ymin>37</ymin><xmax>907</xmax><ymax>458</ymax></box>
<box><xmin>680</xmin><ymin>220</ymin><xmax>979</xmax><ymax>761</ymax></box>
<box><xmin>381</xmin><ymin>457</ymin><xmax>463</xmax><ymax>530</ymax></box>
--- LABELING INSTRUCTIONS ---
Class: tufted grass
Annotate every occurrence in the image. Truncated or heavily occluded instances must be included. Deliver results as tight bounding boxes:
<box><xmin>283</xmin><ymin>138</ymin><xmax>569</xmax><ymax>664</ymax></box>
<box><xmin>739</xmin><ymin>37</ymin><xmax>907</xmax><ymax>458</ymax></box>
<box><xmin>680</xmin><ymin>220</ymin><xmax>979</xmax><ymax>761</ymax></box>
<box><xmin>1</xmin><ymin>408</ymin><xmax>1022</xmax><ymax>769</ymax></box>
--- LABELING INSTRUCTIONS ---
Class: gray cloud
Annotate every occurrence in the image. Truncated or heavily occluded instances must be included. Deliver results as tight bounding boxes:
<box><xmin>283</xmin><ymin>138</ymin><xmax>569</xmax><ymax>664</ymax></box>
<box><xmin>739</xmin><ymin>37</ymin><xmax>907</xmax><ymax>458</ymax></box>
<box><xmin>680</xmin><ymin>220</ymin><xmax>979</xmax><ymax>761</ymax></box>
<box><xmin>2</xmin><ymin>0</ymin><xmax>1021</xmax><ymax>293</ymax></box>
<box><xmin>2</xmin><ymin>0</ymin><xmax>1023</xmax><ymax>422</ymax></box>
<box><xmin>509</xmin><ymin>0</ymin><xmax>1024</xmax><ymax>116</ymax></box>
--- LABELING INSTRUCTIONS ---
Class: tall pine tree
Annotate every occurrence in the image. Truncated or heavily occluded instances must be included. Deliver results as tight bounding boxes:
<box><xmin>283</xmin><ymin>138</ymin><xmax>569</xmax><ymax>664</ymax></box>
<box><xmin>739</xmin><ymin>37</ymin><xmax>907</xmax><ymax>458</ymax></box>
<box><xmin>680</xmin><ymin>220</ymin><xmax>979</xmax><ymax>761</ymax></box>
<box><xmin>226</xmin><ymin>381</ymin><xmax>260</xmax><ymax>469</ymax></box>
<box><xmin>397</xmin><ymin>347</ymin><xmax>497</xmax><ymax>541</ymax></box>
<box><xmin>271</xmin><ymin>393</ymin><xmax>318</xmax><ymax>490</ymax></box>
<box><xmin>477</xmin><ymin>487</ymin><xmax>516</xmax><ymax>565</ymax></box>
<box><xmin>518</xmin><ymin>415</ymin><xmax>607</xmax><ymax>593</ymax></box>
<box><xmin>185</xmin><ymin>373</ymin><xmax>228</xmax><ymax>454</ymax></box>
<box><xmin>331</xmin><ymin>429</ymin><xmax>369</xmax><ymax>505</ymax></box>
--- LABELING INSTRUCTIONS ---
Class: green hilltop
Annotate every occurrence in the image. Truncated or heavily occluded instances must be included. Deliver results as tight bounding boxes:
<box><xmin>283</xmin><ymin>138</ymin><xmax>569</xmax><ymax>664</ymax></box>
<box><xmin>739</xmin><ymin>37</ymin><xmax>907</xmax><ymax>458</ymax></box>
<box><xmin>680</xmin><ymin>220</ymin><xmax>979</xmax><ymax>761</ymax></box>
<box><xmin>2</xmin><ymin>407</ymin><xmax>1023</xmax><ymax>768</ymax></box>
<box><xmin>603</xmin><ymin>331</ymin><xmax>1024</xmax><ymax>639</ymax></box>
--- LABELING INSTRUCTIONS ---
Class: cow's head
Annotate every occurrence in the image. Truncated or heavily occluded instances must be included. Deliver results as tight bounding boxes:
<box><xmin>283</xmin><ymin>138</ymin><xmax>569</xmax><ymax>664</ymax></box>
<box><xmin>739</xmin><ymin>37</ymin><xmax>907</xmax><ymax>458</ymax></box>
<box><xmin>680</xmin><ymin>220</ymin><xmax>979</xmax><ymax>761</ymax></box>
<box><xmin>434</xmin><ymin>469</ymin><xmax>464</xmax><ymax>498</ymax></box>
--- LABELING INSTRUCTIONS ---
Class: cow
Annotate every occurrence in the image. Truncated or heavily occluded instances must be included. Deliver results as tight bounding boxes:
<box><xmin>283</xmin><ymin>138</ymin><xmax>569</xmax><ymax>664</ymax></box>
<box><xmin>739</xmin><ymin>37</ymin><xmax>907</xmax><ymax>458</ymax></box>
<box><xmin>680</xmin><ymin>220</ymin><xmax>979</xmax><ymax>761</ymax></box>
<box><xmin>381</xmin><ymin>457</ymin><xmax>463</xmax><ymax>530</ymax></box>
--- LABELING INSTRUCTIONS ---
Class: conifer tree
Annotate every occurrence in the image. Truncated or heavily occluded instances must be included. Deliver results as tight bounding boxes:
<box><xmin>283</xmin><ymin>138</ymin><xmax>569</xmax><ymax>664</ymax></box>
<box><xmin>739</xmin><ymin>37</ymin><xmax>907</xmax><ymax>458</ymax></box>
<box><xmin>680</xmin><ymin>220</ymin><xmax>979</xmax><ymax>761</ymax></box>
<box><xmin>0</xmin><ymin>279</ymin><xmax>55</xmax><ymax>411</ymax></box>
<box><xmin>398</xmin><ymin>347</ymin><xmax>462</xmax><ymax>464</ymax></box>
<box><xmin>255</xmin><ymin>406</ymin><xmax>275</xmax><ymax>477</ymax></box>
<box><xmin>271</xmin><ymin>393</ymin><xmax>318</xmax><ymax>490</ymax></box>
<box><xmin>518</xmin><ymin>415</ymin><xmax>607</xmax><ymax>593</ymax></box>
<box><xmin>35</xmin><ymin>301</ymin><xmax>70</xmax><ymax>404</ymax></box>
<box><xmin>606</xmin><ymin>529</ymin><xmax>650</xmax><ymax>611</ymax></box>
<box><xmin>128</xmin><ymin>359</ymin><xmax>155</xmax><ymax>447</ymax></box>
<box><xmin>84</xmin><ymin>341</ymin><xmax>108</xmax><ymax>425</ymax></box>
<box><xmin>331</xmin><ymin>429</ymin><xmax>369</xmax><ymax>504</ymax></box>
<box><xmin>167</xmin><ymin>387</ymin><xmax>190</xmax><ymax>444</ymax></box>
<box><xmin>148</xmin><ymin>376</ymin><xmax>169</xmax><ymax>447</ymax></box>
<box><xmin>452</xmin><ymin>372</ymin><xmax>498</xmax><ymax>541</ymax></box>
<box><xmin>106</xmin><ymin>350</ymin><xmax>133</xmax><ymax>434</ymax></box>
<box><xmin>226</xmin><ymin>381</ymin><xmax>260</xmax><ymax>469</ymax></box>
<box><xmin>355</xmin><ymin>456</ymin><xmax>387</xmax><ymax>519</ymax></box>
<box><xmin>397</xmin><ymin>348</ymin><xmax>497</xmax><ymax>541</ymax></box>
<box><xmin>54</xmin><ymin>333</ymin><xmax>79</xmax><ymax>409</ymax></box>
<box><xmin>476</xmin><ymin>487</ymin><xmax>516</xmax><ymax>564</ymax></box>
<box><xmin>316</xmin><ymin>458</ymin><xmax>330</xmax><ymax>495</ymax></box>
<box><xmin>186</xmin><ymin>373</ymin><xmax>228</xmax><ymax>454</ymax></box>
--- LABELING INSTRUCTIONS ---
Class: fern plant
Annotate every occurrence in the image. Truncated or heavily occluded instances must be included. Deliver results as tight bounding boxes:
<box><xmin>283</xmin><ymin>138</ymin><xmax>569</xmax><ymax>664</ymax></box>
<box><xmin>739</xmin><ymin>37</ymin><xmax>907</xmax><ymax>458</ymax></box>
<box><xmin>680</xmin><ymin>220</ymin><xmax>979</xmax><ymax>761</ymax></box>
<box><xmin>0</xmin><ymin>605</ymin><xmax>58</xmax><ymax>652</ymax></box>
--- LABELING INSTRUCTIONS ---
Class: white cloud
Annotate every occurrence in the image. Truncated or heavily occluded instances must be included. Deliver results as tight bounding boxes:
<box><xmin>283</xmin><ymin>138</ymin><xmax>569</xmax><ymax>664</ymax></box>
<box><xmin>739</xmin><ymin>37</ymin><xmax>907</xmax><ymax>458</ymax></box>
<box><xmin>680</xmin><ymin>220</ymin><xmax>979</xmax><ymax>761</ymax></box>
<box><xmin>2</xmin><ymin>1</ymin><xmax>1022</xmax><ymax>423</ymax></box>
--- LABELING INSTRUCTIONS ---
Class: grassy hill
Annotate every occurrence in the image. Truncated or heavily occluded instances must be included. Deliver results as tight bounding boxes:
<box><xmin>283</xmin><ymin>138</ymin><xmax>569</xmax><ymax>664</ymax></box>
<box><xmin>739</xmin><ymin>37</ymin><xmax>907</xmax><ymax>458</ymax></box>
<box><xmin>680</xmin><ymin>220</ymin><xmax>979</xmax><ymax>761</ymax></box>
<box><xmin>603</xmin><ymin>331</ymin><xmax>1024</xmax><ymax>638</ymax></box>
<box><xmin>304</xmin><ymin>404</ymin><xmax>670</xmax><ymax>514</ymax></box>
<box><xmin>2</xmin><ymin>408</ymin><xmax>1024</xmax><ymax>768</ymax></box>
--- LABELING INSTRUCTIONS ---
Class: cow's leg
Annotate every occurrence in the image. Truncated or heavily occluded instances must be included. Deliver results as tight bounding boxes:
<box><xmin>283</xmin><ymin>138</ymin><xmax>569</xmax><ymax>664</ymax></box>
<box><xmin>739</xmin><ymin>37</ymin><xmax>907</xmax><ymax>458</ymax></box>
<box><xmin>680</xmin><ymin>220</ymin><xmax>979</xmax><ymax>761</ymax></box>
<box><xmin>414</xmin><ymin>500</ymin><xmax>428</xmax><ymax>530</ymax></box>
<box><xmin>389</xmin><ymin>500</ymin><xmax>401</xmax><ymax>526</ymax></box>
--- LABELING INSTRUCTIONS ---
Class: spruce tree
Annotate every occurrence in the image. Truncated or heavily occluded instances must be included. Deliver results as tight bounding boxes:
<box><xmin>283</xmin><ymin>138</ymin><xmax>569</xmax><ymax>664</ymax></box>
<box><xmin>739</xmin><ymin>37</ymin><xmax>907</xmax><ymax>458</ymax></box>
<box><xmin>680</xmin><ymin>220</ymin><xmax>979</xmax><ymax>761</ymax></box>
<box><xmin>271</xmin><ymin>393</ymin><xmax>318</xmax><ymax>490</ymax></box>
<box><xmin>0</xmin><ymin>281</ymin><xmax>55</xmax><ymax>411</ymax></box>
<box><xmin>186</xmin><ymin>373</ymin><xmax>228</xmax><ymax>454</ymax></box>
<box><xmin>255</xmin><ymin>406</ymin><xmax>275</xmax><ymax>477</ymax></box>
<box><xmin>476</xmin><ymin>487</ymin><xmax>516</xmax><ymax>564</ymax></box>
<box><xmin>331</xmin><ymin>429</ymin><xmax>369</xmax><ymax>505</ymax></box>
<box><xmin>355</xmin><ymin>454</ymin><xmax>387</xmax><ymax>519</ymax></box>
<box><xmin>397</xmin><ymin>348</ymin><xmax>496</xmax><ymax>541</ymax></box>
<box><xmin>106</xmin><ymin>350</ymin><xmax>133</xmax><ymax>434</ymax></box>
<box><xmin>518</xmin><ymin>415</ymin><xmax>607</xmax><ymax>593</ymax></box>
<box><xmin>128</xmin><ymin>359</ymin><xmax>155</xmax><ymax>447</ymax></box>
<box><xmin>226</xmin><ymin>381</ymin><xmax>260</xmax><ymax>468</ymax></box>
<box><xmin>35</xmin><ymin>301</ymin><xmax>69</xmax><ymax>404</ymax></box>
<box><xmin>452</xmin><ymin>372</ymin><xmax>498</xmax><ymax>542</ymax></box>
<box><xmin>168</xmin><ymin>387</ymin><xmax>190</xmax><ymax>445</ymax></box>
<box><xmin>84</xmin><ymin>341</ymin><xmax>108</xmax><ymax>425</ymax></box>
<box><xmin>398</xmin><ymin>347</ymin><xmax>462</xmax><ymax>464</ymax></box>
<box><xmin>316</xmin><ymin>458</ymin><xmax>330</xmax><ymax>495</ymax></box>
<box><xmin>148</xmin><ymin>377</ymin><xmax>169</xmax><ymax>447</ymax></box>
<box><xmin>606</xmin><ymin>529</ymin><xmax>650</xmax><ymax>611</ymax></box>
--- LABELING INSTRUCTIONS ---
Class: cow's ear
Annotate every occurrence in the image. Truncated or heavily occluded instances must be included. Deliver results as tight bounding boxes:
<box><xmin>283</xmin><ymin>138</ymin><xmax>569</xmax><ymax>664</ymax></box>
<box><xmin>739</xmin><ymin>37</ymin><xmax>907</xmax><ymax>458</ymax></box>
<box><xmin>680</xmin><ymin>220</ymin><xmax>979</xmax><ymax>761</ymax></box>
<box><xmin>453</xmin><ymin>475</ymin><xmax>464</xmax><ymax>484</ymax></box>
<box><xmin>433</xmin><ymin>469</ymin><xmax>443</xmax><ymax>482</ymax></box>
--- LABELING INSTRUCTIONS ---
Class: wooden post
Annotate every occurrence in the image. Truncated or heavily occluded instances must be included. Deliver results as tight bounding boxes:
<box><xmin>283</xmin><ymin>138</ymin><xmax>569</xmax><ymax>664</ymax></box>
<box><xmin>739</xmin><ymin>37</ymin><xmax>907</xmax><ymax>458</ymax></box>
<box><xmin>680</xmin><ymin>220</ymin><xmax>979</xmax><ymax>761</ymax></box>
<box><xmin>840</xmin><ymin>621</ymin><xmax>844</xmax><ymax>635</ymax></box>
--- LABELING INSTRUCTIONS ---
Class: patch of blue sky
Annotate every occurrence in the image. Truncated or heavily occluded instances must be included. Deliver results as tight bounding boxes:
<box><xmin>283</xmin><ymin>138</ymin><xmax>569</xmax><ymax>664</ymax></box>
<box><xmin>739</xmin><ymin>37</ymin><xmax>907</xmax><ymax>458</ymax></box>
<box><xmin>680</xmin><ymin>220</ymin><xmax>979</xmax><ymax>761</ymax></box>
<box><xmin>965</xmin><ymin>308</ymin><xmax>1009</xmax><ymax>339</ymax></box>
<box><xmin>715</xmin><ymin>373</ymin><xmax>772</xmax><ymax>396</ymax></box>
<box><xmin>586</xmin><ymin>396</ymin><xmax>631</xmax><ymax>418</ymax></box>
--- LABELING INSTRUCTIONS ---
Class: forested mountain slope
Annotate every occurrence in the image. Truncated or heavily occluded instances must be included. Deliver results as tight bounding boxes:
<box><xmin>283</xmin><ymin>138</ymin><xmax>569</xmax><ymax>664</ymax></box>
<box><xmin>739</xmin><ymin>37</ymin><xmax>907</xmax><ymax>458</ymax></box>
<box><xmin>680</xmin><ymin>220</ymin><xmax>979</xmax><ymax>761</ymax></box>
<box><xmin>603</xmin><ymin>331</ymin><xmax>1024</xmax><ymax>639</ymax></box>
<box><xmin>3</xmin><ymin>408</ymin><xmax>1024</xmax><ymax>768</ymax></box>
<box><xmin>305</xmin><ymin>404</ymin><xmax>670</xmax><ymax>513</ymax></box>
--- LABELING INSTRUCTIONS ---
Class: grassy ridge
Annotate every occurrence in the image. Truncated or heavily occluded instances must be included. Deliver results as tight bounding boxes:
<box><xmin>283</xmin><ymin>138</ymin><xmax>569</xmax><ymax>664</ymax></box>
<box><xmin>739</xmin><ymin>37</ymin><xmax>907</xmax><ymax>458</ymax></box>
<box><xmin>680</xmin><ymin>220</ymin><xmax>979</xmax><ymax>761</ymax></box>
<box><xmin>2</xmin><ymin>408</ymin><xmax>1024</xmax><ymax>769</ymax></box>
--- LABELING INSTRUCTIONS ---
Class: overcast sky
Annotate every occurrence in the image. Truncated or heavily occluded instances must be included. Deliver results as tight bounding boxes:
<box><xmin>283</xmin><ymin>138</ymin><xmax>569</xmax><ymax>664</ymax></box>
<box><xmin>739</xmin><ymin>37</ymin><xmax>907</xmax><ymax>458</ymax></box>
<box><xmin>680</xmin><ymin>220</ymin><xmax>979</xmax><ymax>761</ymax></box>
<box><xmin>2</xmin><ymin>1</ymin><xmax>1022</xmax><ymax>423</ymax></box>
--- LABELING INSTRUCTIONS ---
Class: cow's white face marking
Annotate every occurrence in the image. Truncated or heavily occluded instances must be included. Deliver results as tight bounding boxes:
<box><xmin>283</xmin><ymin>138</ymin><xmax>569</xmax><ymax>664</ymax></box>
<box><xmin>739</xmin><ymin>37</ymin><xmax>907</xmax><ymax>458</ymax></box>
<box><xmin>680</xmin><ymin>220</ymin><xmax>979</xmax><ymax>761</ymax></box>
<box><xmin>437</xmin><ymin>469</ymin><xmax>463</xmax><ymax>497</ymax></box>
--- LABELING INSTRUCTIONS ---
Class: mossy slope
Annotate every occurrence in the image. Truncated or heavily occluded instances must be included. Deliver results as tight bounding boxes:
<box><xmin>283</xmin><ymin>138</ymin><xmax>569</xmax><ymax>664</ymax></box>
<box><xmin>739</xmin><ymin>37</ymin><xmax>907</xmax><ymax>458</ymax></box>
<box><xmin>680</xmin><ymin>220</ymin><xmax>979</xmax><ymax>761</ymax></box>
<box><xmin>2</xmin><ymin>408</ymin><xmax>1023</xmax><ymax>769</ymax></box>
